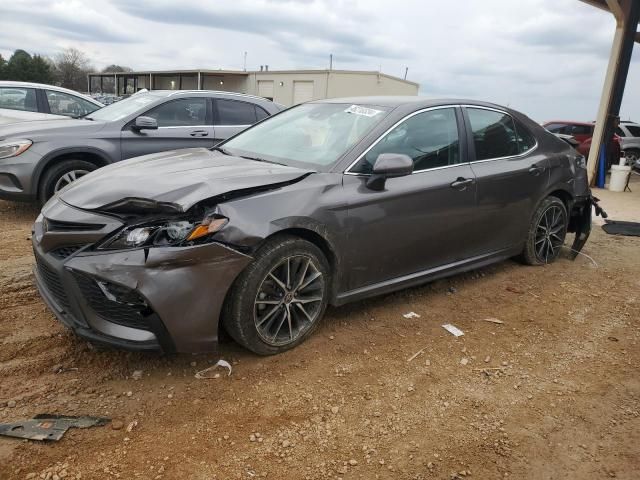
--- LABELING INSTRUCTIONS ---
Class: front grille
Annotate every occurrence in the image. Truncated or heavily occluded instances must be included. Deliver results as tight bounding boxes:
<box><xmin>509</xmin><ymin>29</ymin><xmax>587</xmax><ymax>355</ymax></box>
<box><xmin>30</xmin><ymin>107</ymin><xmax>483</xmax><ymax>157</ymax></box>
<box><xmin>72</xmin><ymin>272</ymin><xmax>152</xmax><ymax>331</ymax></box>
<box><xmin>44</xmin><ymin>218</ymin><xmax>105</xmax><ymax>232</ymax></box>
<box><xmin>35</xmin><ymin>255</ymin><xmax>71</xmax><ymax>311</ymax></box>
<box><xmin>50</xmin><ymin>245</ymin><xmax>84</xmax><ymax>260</ymax></box>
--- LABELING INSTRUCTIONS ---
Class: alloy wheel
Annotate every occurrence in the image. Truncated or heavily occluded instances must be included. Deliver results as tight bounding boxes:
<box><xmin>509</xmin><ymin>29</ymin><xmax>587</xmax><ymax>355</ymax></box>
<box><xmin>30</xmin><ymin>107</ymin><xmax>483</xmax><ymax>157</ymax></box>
<box><xmin>534</xmin><ymin>205</ymin><xmax>566</xmax><ymax>263</ymax></box>
<box><xmin>53</xmin><ymin>169</ymin><xmax>90</xmax><ymax>193</ymax></box>
<box><xmin>254</xmin><ymin>255</ymin><xmax>325</xmax><ymax>346</ymax></box>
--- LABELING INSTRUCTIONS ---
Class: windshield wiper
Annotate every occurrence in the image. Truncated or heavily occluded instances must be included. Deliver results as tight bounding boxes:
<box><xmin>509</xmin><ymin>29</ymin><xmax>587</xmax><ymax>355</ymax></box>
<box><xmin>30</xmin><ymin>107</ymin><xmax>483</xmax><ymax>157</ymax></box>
<box><xmin>213</xmin><ymin>146</ymin><xmax>232</xmax><ymax>155</ymax></box>
<box><xmin>239</xmin><ymin>155</ymin><xmax>285</xmax><ymax>166</ymax></box>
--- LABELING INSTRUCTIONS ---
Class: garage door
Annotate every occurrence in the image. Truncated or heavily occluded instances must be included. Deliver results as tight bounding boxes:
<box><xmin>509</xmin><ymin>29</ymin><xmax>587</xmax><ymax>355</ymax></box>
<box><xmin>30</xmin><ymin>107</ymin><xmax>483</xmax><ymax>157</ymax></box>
<box><xmin>257</xmin><ymin>80</ymin><xmax>274</xmax><ymax>100</ymax></box>
<box><xmin>293</xmin><ymin>81</ymin><xmax>314</xmax><ymax>105</ymax></box>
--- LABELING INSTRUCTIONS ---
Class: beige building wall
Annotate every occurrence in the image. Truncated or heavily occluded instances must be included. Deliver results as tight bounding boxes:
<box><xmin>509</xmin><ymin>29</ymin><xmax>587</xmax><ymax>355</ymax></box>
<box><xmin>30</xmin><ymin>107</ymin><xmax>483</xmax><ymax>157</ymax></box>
<box><xmin>247</xmin><ymin>71</ymin><xmax>418</xmax><ymax>106</ymax></box>
<box><xmin>326</xmin><ymin>72</ymin><xmax>419</xmax><ymax>98</ymax></box>
<box><xmin>202</xmin><ymin>74</ymin><xmax>247</xmax><ymax>93</ymax></box>
<box><xmin>247</xmin><ymin>72</ymin><xmax>329</xmax><ymax>105</ymax></box>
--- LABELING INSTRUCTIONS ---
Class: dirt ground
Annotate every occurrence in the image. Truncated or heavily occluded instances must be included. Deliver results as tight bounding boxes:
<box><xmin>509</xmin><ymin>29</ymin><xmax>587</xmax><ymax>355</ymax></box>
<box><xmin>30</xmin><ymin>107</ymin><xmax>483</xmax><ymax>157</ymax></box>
<box><xmin>1</xmin><ymin>182</ymin><xmax>639</xmax><ymax>480</ymax></box>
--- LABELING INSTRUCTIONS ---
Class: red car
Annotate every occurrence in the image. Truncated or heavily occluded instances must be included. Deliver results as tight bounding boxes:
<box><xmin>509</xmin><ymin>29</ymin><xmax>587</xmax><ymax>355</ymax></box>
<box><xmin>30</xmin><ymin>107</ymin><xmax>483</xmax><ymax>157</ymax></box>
<box><xmin>543</xmin><ymin>120</ymin><xmax>622</xmax><ymax>166</ymax></box>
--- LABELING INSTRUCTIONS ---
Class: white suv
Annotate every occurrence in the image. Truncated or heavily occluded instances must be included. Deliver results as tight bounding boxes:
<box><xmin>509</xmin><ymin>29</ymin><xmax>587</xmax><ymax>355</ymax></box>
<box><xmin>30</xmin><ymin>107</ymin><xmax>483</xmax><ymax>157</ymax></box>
<box><xmin>0</xmin><ymin>81</ymin><xmax>103</xmax><ymax>125</ymax></box>
<box><xmin>616</xmin><ymin>121</ymin><xmax>640</xmax><ymax>162</ymax></box>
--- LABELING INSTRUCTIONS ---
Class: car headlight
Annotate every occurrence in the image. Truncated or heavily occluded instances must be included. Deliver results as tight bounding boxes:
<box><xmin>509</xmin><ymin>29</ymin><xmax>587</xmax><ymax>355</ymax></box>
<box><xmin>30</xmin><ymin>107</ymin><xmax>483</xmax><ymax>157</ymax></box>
<box><xmin>99</xmin><ymin>215</ymin><xmax>228</xmax><ymax>250</ymax></box>
<box><xmin>0</xmin><ymin>139</ymin><xmax>32</xmax><ymax>159</ymax></box>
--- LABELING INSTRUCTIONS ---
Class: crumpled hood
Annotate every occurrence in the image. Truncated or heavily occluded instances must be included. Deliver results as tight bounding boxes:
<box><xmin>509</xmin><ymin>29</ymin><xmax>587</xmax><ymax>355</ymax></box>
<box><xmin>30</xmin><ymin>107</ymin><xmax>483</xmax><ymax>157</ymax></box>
<box><xmin>0</xmin><ymin>118</ymin><xmax>104</xmax><ymax>140</ymax></box>
<box><xmin>59</xmin><ymin>148</ymin><xmax>314</xmax><ymax>212</ymax></box>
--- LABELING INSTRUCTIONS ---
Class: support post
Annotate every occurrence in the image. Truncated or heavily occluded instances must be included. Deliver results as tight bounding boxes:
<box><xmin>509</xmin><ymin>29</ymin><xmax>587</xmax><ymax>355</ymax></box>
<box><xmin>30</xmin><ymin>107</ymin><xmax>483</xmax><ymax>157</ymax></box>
<box><xmin>586</xmin><ymin>0</ymin><xmax>640</xmax><ymax>185</ymax></box>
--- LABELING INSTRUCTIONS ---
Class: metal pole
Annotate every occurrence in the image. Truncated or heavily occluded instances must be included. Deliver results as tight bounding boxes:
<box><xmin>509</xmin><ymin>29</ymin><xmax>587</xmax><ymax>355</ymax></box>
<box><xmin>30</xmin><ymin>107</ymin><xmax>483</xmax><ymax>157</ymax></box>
<box><xmin>198</xmin><ymin>71</ymin><xmax>202</xmax><ymax>90</ymax></box>
<box><xmin>586</xmin><ymin>0</ymin><xmax>639</xmax><ymax>184</ymax></box>
<box><xmin>114</xmin><ymin>73</ymin><xmax>117</xmax><ymax>95</ymax></box>
<box><xmin>404</xmin><ymin>67</ymin><xmax>408</xmax><ymax>80</ymax></box>
<box><xmin>243</xmin><ymin>51</ymin><xmax>247</xmax><ymax>71</ymax></box>
<box><xmin>329</xmin><ymin>54</ymin><xmax>333</xmax><ymax>70</ymax></box>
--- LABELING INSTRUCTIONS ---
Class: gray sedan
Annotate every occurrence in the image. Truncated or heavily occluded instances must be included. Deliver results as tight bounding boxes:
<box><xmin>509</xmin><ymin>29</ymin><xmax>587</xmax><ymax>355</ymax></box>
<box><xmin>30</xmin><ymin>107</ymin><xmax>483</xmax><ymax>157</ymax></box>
<box><xmin>31</xmin><ymin>97</ymin><xmax>598</xmax><ymax>355</ymax></box>
<box><xmin>0</xmin><ymin>90</ymin><xmax>282</xmax><ymax>203</ymax></box>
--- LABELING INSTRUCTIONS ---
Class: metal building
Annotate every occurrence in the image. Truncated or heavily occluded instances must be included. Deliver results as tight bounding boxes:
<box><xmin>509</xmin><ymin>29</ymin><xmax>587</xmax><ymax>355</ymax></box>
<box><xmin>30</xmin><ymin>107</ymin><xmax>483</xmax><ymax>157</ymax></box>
<box><xmin>87</xmin><ymin>68</ymin><xmax>419</xmax><ymax>106</ymax></box>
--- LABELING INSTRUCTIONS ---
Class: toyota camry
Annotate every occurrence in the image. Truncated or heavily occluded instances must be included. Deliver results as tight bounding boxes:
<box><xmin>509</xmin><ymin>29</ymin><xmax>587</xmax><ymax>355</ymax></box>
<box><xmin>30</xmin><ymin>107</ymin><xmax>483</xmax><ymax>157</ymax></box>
<box><xmin>31</xmin><ymin>97</ymin><xmax>597</xmax><ymax>355</ymax></box>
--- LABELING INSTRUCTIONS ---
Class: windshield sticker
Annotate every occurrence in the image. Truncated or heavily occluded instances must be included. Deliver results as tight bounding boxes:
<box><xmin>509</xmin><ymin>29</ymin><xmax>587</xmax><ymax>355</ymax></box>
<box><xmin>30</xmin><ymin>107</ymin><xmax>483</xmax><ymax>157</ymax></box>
<box><xmin>344</xmin><ymin>105</ymin><xmax>383</xmax><ymax>117</ymax></box>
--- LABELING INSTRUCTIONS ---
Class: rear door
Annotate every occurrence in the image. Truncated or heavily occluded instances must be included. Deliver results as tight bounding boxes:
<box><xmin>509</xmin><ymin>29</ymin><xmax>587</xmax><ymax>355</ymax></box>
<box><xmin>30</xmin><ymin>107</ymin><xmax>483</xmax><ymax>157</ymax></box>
<box><xmin>212</xmin><ymin>98</ymin><xmax>267</xmax><ymax>144</ymax></box>
<box><xmin>463</xmin><ymin>106</ymin><xmax>549</xmax><ymax>253</ymax></box>
<box><xmin>120</xmin><ymin>97</ymin><xmax>213</xmax><ymax>160</ymax></box>
<box><xmin>343</xmin><ymin>106</ymin><xmax>480</xmax><ymax>290</ymax></box>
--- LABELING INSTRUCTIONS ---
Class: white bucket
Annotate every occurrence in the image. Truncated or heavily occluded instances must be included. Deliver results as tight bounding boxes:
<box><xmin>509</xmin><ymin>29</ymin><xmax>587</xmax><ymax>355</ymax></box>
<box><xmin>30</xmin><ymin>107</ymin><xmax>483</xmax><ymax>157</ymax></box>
<box><xmin>609</xmin><ymin>164</ymin><xmax>631</xmax><ymax>192</ymax></box>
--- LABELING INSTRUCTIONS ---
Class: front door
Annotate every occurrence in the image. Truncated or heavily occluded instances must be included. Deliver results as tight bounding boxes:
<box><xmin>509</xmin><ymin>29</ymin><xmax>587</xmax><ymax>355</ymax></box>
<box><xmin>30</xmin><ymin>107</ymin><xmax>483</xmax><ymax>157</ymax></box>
<box><xmin>463</xmin><ymin>107</ymin><xmax>550</xmax><ymax>253</ymax></box>
<box><xmin>120</xmin><ymin>97</ymin><xmax>214</xmax><ymax>160</ymax></box>
<box><xmin>343</xmin><ymin>106</ymin><xmax>480</xmax><ymax>290</ymax></box>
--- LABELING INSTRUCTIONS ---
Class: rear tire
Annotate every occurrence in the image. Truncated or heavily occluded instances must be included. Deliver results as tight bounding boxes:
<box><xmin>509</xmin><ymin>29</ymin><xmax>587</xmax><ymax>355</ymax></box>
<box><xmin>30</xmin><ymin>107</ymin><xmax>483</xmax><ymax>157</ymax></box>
<box><xmin>38</xmin><ymin>159</ymin><xmax>97</xmax><ymax>205</ymax></box>
<box><xmin>223</xmin><ymin>235</ymin><xmax>330</xmax><ymax>355</ymax></box>
<box><xmin>519</xmin><ymin>196</ymin><xmax>568</xmax><ymax>266</ymax></box>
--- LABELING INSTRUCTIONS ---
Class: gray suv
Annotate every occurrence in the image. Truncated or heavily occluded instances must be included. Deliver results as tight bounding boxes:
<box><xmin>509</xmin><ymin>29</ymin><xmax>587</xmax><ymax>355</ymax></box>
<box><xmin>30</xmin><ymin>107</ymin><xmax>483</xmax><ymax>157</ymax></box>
<box><xmin>0</xmin><ymin>90</ymin><xmax>282</xmax><ymax>203</ymax></box>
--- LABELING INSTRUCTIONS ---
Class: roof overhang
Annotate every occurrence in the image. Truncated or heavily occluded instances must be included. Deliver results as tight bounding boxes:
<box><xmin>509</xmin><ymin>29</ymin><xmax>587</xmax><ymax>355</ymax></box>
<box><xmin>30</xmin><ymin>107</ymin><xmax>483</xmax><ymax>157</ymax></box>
<box><xmin>579</xmin><ymin>0</ymin><xmax>640</xmax><ymax>42</ymax></box>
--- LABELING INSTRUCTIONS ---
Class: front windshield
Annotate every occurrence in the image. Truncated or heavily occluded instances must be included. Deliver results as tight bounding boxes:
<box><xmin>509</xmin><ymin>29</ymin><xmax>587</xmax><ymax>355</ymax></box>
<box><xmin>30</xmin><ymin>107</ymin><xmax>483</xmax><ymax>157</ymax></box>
<box><xmin>222</xmin><ymin>103</ymin><xmax>390</xmax><ymax>170</ymax></box>
<box><xmin>86</xmin><ymin>93</ymin><xmax>158</xmax><ymax>122</ymax></box>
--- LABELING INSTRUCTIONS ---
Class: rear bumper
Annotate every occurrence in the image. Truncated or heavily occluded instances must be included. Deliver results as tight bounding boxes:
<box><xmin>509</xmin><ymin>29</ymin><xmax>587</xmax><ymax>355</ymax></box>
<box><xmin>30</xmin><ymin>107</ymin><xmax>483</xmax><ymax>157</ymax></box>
<box><xmin>568</xmin><ymin>193</ymin><xmax>606</xmax><ymax>259</ymax></box>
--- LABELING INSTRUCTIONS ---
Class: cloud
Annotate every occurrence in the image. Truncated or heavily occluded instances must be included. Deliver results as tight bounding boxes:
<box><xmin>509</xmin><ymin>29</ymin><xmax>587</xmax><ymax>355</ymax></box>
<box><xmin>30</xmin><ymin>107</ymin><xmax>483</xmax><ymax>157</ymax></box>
<box><xmin>110</xmin><ymin>0</ymin><xmax>410</xmax><ymax>60</ymax></box>
<box><xmin>1</xmin><ymin>1</ymin><xmax>136</xmax><ymax>44</ymax></box>
<box><xmin>0</xmin><ymin>0</ymin><xmax>637</xmax><ymax>121</ymax></box>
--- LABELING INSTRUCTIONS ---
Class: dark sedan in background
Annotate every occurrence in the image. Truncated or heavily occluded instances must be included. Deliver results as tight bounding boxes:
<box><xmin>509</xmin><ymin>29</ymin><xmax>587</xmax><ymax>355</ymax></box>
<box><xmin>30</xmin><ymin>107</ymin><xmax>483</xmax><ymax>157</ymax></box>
<box><xmin>0</xmin><ymin>90</ymin><xmax>282</xmax><ymax>204</ymax></box>
<box><xmin>32</xmin><ymin>97</ymin><xmax>596</xmax><ymax>355</ymax></box>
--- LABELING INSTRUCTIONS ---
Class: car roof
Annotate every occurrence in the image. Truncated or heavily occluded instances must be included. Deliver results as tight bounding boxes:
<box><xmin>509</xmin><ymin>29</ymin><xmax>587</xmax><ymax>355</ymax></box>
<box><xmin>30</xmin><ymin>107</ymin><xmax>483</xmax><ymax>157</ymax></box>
<box><xmin>148</xmin><ymin>89</ymin><xmax>272</xmax><ymax>103</ymax></box>
<box><xmin>314</xmin><ymin>96</ymin><xmax>514</xmax><ymax>111</ymax></box>
<box><xmin>542</xmin><ymin>120</ymin><xmax>594</xmax><ymax>126</ymax></box>
<box><xmin>0</xmin><ymin>81</ymin><xmax>103</xmax><ymax>106</ymax></box>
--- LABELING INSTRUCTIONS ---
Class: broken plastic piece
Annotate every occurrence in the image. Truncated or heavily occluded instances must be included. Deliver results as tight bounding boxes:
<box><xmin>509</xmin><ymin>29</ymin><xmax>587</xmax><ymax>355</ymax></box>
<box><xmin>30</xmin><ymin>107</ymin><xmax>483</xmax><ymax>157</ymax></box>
<box><xmin>0</xmin><ymin>414</ymin><xmax>110</xmax><ymax>441</ymax></box>
<box><xmin>442</xmin><ymin>324</ymin><xmax>464</xmax><ymax>337</ymax></box>
<box><xmin>403</xmin><ymin>311</ymin><xmax>421</xmax><ymax>319</ymax></box>
<box><xmin>195</xmin><ymin>359</ymin><xmax>233</xmax><ymax>379</ymax></box>
<box><xmin>483</xmin><ymin>318</ymin><xmax>504</xmax><ymax>324</ymax></box>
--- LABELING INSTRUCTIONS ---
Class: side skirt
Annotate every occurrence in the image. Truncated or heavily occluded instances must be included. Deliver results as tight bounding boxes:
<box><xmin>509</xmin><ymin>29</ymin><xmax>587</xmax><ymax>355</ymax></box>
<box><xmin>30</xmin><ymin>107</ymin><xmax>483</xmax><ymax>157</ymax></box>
<box><xmin>332</xmin><ymin>246</ymin><xmax>521</xmax><ymax>306</ymax></box>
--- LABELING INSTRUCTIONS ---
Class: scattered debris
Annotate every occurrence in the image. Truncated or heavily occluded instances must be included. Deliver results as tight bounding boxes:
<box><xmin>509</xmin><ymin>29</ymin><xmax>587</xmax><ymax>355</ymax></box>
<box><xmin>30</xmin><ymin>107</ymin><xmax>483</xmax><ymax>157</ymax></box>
<box><xmin>442</xmin><ymin>324</ymin><xmax>464</xmax><ymax>337</ymax></box>
<box><xmin>483</xmin><ymin>318</ymin><xmax>504</xmax><ymax>324</ymax></box>
<box><xmin>0</xmin><ymin>414</ymin><xmax>110</xmax><ymax>441</ymax></box>
<box><xmin>474</xmin><ymin>366</ymin><xmax>507</xmax><ymax>377</ymax></box>
<box><xmin>403</xmin><ymin>311</ymin><xmax>421</xmax><ymax>319</ymax></box>
<box><xmin>407</xmin><ymin>347</ymin><xmax>427</xmax><ymax>362</ymax></box>
<box><xmin>126</xmin><ymin>420</ymin><xmax>138</xmax><ymax>432</ymax></box>
<box><xmin>607</xmin><ymin>336</ymin><xmax>619</xmax><ymax>342</ymax></box>
<box><xmin>131</xmin><ymin>370</ymin><xmax>143</xmax><ymax>380</ymax></box>
<box><xmin>506</xmin><ymin>286</ymin><xmax>524</xmax><ymax>294</ymax></box>
<box><xmin>195</xmin><ymin>359</ymin><xmax>232</xmax><ymax>379</ymax></box>
<box><xmin>448</xmin><ymin>286</ymin><xmax>457</xmax><ymax>294</ymax></box>
<box><xmin>460</xmin><ymin>358</ymin><xmax>469</xmax><ymax>366</ymax></box>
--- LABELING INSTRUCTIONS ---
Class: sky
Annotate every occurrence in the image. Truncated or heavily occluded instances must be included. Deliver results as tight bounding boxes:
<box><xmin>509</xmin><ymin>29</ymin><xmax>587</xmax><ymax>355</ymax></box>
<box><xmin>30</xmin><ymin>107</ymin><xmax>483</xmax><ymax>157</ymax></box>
<box><xmin>0</xmin><ymin>0</ymin><xmax>638</xmax><ymax>122</ymax></box>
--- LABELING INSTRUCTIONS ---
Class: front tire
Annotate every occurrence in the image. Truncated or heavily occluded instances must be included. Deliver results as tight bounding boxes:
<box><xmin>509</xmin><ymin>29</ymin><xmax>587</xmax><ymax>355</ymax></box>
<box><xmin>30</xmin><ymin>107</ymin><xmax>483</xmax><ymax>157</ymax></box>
<box><xmin>39</xmin><ymin>159</ymin><xmax>96</xmax><ymax>205</ymax></box>
<box><xmin>520</xmin><ymin>196</ymin><xmax>568</xmax><ymax>266</ymax></box>
<box><xmin>223</xmin><ymin>235</ymin><xmax>330</xmax><ymax>355</ymax></box>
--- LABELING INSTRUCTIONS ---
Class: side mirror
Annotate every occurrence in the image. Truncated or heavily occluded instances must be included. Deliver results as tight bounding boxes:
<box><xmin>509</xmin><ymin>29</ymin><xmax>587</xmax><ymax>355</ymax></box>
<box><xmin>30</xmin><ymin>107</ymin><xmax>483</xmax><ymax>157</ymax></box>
<box><xmin>132</xmin><ymin>116</ymin><xmax>158</xmax><ymax>131</ymax></box>
<box><xmin>365</xmin><ymin>153</ymin><xmax>413</xmax><ymax>190</ymax></box>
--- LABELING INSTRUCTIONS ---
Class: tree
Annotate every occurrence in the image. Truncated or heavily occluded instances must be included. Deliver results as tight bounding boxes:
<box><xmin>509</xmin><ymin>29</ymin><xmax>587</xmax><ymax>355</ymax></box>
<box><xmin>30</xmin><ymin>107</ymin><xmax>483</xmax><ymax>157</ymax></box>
<box><xmin>53</xmin><ymin>47</ymin><xmax>93</xmax><ymax>92</ymax></box>
<box><xmin>0</xmin><ymin>54</ymin><xmax>6</xmax><ymax>80</ymax></box>
<box><xmin>5</xmin><ymin>50</ymin><xmax>35</xmax><ymax>81</ymax></box>
<box><xmin>102</xmin><ymin>64</ymin><xmax>133</xmax><ymax>73</ymax></box>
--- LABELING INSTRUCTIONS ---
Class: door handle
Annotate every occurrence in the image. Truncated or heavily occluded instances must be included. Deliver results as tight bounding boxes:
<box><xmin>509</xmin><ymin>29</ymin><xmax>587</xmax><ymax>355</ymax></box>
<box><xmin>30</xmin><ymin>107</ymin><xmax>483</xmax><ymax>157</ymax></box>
<box><xmin>528</xmin><ymin>165</ymin><xmax>544</xmax><ymax>176</ymax></box>
<box><xmin>450</xmin><ymin>177</ymin><xmax>475</xmax><ymax>190</ymax></box>
<box><xmin>190</xmin><ymin>130</ymin><xmax>209</xmax><ymax>137</ymax></box>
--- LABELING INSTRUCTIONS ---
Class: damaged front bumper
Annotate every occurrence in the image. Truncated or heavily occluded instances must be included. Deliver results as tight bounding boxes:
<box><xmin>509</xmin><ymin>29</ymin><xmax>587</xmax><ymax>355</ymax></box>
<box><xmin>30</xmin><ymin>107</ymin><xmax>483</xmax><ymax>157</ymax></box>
<box><xmin>32</xmin><ymin>208</ymin><xmax>252</xmax><ymax>353</ymax></box>
<box><xmin>568</xmin><ymin>194</ymin><xmax>607</xmax><ymax>259</ymax></box>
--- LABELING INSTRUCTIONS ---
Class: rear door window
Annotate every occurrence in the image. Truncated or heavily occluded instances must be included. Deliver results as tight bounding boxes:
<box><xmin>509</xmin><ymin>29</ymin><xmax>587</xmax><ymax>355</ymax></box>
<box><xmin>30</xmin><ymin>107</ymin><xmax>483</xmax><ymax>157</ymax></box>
<box><xmin>514</xmin><ymin>119</ymin><xmax>537</xmax><ymax>154</ymax></box>
<box><xmin>0</xmin><ymin>87</ymin><xmax>38</xmax><ymax>112</ymax></box>
<box><xmin>467</xmin><ymin>108</ymin><xmax>519</xmax><ymax>160</ymax></box>
<box><xmin>215</xmin><ymin>99</ymin><xmax>258</xmax><ymax>125</ymax></box>
<box><xmin>144</xmin><ymin>98</ymin><xmax>207</xmax><ymax>127</ymax></box>
<box><xmin>625</xmin><ymin>125</ymin><xmax>640</xmax><ymax>137</ymax></box>
<box><xmin>569</xmin><ymin>124</ymin><xmax>593</xmax><ymax>136</ymax></box>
